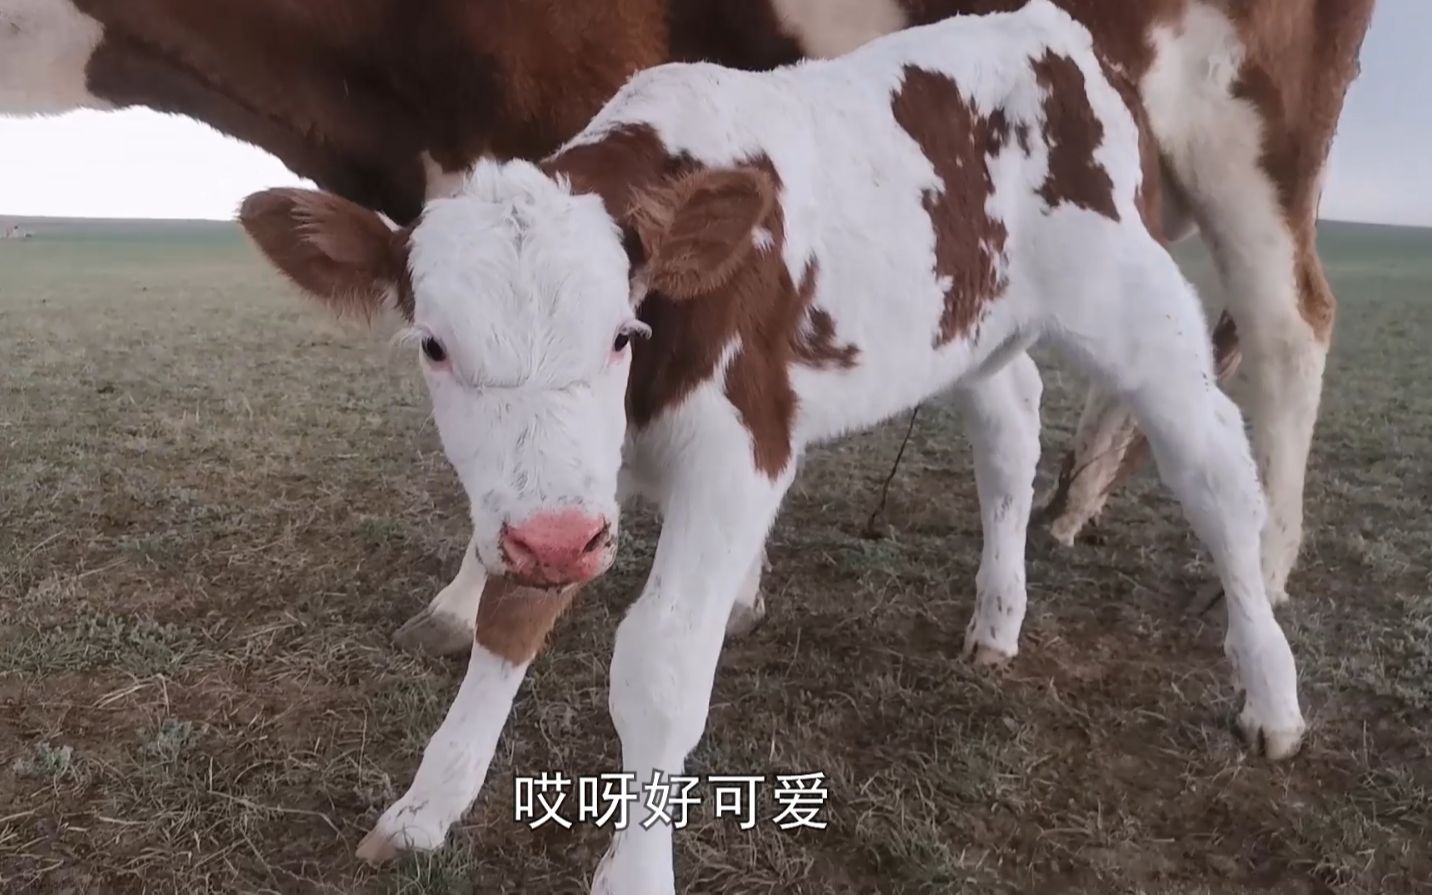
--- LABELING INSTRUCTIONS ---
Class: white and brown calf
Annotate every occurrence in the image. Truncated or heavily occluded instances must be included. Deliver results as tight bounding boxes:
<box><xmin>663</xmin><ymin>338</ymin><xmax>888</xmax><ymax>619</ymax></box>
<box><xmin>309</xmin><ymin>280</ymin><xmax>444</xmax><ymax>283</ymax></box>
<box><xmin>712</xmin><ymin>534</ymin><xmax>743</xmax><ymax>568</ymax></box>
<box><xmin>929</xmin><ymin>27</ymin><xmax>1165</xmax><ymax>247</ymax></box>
<box><xmin>241</xmin><ymin>4</ymin><xmax>1304</xmax><ymax>891</ymax></box>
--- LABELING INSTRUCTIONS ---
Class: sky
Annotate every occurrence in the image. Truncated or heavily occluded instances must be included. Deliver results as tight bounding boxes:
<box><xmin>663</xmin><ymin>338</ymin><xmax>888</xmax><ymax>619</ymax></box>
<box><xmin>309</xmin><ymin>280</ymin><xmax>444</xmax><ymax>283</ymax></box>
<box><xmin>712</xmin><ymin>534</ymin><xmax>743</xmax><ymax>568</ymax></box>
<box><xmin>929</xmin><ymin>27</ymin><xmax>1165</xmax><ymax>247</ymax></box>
<box><xmin>1</xmin><ymin>0</ymin><xmax>1427</xmax><ymax>227</ymax></box>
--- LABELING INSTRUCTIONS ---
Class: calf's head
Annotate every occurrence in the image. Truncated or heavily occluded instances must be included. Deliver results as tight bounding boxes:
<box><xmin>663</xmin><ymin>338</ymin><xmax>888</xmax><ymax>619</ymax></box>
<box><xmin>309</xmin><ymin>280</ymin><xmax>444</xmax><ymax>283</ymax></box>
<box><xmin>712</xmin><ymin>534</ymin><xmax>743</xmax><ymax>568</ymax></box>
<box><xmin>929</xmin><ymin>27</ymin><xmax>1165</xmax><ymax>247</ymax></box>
<box><xmin>240</xmin><ymin>159</ymin><xmax>776</xmax><ymax>587</ymax></box>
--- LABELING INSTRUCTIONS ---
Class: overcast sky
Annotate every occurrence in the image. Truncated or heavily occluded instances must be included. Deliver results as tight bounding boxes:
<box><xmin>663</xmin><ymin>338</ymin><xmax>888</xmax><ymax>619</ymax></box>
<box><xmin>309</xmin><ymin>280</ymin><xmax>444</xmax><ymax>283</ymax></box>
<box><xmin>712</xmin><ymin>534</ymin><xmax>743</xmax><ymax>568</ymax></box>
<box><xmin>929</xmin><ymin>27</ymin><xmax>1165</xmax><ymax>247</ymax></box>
<box><xmin>1</xmin><ymin>0</ymin><xmax>1427</xmax><ymax>227</ymax></box>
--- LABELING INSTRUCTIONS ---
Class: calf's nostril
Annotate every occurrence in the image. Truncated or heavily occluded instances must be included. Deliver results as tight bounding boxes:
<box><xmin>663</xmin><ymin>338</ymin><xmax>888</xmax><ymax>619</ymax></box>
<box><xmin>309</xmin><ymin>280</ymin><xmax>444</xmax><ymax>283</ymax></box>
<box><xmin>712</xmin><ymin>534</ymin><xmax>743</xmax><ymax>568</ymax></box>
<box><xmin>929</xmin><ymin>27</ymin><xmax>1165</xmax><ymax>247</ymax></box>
<box><xmin>500</xmin><ymin>530</ymin><xmax>538</xmax><ymax>567</ymax></box>
<box><xmin>582</xmin><ymin>523</ymin><xmax>611</xmax><ymax>556</ymax></box>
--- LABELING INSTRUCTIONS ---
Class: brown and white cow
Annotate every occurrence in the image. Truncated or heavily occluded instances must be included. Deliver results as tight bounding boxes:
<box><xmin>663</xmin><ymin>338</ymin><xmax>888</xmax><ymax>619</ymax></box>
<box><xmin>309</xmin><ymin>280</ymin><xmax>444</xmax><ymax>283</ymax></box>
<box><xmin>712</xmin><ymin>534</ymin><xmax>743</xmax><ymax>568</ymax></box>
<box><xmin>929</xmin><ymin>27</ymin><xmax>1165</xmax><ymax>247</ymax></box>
<box><xmin>240</xmin><ymin>6</ymin><xmax>1304</xmax><ymax>887</ymax></box>
<box><xmin>0</xmin><ymin>0</ymin><xmax>1377</xmax><ymax>651</ymax></box>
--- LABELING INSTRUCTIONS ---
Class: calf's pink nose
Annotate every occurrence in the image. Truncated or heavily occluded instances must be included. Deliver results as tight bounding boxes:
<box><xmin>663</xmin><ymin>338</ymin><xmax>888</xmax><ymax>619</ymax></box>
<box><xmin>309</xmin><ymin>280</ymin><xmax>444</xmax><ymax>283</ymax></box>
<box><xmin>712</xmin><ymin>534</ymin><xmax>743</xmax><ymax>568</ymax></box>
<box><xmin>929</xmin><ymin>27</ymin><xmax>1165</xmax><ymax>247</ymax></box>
<box><xmin>501</xmin><ymin>510</ymin><xmax>609</xmax><ymax>578</ymax></box>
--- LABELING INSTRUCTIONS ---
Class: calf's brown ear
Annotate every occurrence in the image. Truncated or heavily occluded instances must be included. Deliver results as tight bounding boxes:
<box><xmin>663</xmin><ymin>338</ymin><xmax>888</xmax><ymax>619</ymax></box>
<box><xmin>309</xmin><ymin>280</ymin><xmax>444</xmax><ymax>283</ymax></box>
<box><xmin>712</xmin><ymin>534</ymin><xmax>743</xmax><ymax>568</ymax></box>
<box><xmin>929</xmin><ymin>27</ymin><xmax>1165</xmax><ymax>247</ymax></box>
<box><xmin>239</xmin><ymin>188</ymin><xmax>413</xmax><ymax>321</ymax></box>
<box><xmin>629</xmin><ymin>166</ymin><xmax>775</xmax><ymax>300</ymax></box>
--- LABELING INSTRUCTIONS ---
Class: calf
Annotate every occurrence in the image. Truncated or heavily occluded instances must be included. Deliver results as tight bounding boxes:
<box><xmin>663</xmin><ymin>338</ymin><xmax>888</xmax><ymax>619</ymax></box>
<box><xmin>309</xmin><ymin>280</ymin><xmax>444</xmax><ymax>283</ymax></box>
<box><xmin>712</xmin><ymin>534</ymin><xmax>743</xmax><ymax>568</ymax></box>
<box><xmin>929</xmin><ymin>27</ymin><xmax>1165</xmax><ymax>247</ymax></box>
<box><xmin>240</xmin><ymin>4</ymin><xmax>1305</xmax><ymax>890</ymax></box>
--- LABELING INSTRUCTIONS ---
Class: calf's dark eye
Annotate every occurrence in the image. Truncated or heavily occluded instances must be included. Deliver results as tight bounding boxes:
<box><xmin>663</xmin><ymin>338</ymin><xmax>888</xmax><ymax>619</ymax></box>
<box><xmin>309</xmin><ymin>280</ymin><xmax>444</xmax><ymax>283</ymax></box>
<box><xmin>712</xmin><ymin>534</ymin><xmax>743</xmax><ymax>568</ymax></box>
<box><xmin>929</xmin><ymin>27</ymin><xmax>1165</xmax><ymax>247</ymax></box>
<box><xmin>613</xmin><ymin>333</ymin><xmax>630</xmax><ymax>352</ymax></box>
<box><xmin>422</xmin><ymin>337</ymin><xmax>448</xmax><ymax>363</ymax></box>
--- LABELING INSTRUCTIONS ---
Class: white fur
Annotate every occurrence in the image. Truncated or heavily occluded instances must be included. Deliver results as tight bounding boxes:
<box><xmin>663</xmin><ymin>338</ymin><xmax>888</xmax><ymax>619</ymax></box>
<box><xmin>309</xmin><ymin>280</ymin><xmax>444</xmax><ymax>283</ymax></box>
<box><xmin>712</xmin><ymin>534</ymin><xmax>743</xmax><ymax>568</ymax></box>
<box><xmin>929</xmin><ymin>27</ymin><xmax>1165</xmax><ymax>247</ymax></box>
<box><xmin>0</xmin><ymin>0</ymin><xmax>110</xmax><ymax>115</ymax></box>
<box><xmin>955</xmin><ymin>353</ymin><xmax>1042</xmax><ymax>664</ymax></box>
<box><xmin>420</xmin><ymin>151</ymin><xmax>469</xmax><ymax>201</ymax></box>
<box><xmin>771</xmin><ymin>0</ymin><xmax>909</xmax><ymax>58</ymax></box>
<box><xmin>352</xmin><ymin>4</ymin><xmax>1304</xmax><ymax>886</ymax></box>
<box><xmin>410</xmin><ymin>163</ymin><xmax>635</xmax><ymax>574</ymax></box>
<box><xmin>358</xmin><ymin>643</ymin><xmax>528</xmax><ymax>858</ymax></box>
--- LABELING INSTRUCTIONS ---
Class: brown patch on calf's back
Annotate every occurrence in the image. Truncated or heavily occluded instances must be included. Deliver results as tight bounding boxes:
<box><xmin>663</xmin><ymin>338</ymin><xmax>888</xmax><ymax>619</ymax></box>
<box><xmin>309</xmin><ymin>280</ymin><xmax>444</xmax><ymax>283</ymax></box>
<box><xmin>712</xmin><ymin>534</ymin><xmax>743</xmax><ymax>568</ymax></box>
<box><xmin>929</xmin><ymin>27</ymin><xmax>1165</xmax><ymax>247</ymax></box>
<box><xmin>791</xmin><ymin>265</ymin><xmax>860</xmax><ymax>370</ymax></box>
<box><xmin>890</xmin><ymin>66</ymin><xmax>1009</xmax><ymax>347</ymax></box>
<box><xmin>1032</xmin><ymin>51</ymin><xmax>1119</xmax><ymax>222</ymax></box>
<box><xmin>474</xmin><ymin>579</ymin><xmax>582</xmax><ymax>665</ymax></box>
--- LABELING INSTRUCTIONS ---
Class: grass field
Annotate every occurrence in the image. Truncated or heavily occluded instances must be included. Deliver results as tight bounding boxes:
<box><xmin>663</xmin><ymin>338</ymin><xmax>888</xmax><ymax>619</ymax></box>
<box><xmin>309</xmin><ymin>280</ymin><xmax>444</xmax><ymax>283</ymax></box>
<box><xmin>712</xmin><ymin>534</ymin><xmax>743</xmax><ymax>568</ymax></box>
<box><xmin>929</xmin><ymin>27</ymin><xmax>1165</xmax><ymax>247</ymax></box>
<box><xmin>2</xmin><ymin>216</ymin><xmax>1429</xmax><ymax>893</ymax></box>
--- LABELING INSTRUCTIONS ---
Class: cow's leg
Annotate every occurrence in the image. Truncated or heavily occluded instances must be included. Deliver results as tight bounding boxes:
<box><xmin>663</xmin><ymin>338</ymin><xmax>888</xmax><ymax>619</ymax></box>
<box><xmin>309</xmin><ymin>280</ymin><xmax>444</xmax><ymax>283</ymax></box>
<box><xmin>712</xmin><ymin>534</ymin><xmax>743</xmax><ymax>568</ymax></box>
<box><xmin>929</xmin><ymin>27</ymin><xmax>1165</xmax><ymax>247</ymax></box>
<box><xmin>952</xmin><ymin>353</ymin><xmax>1041</xmax><ymax>666</ymax></box>
<box><xmin>393</xmin><ymin>533</ymin><xmax>484</xmax><ymax>656</ymax></box>
<box><xmin>357</xmin><ymin>579</ymin><xmax>580</xmax><ymax>861</ymax></box>
<box><xmin>1129</xmin><ymin>1</ymin><xmax>1357</xmax><ymax>605</ymax></box>
<box><xmin>1196</xmin><ymin>222</ymin><xmax>1329</xmax><ymax>608</ymax></box>
<box><xmin>724</xmin><ymin>547</ymin><xmax>769</xmax><ymax>639</ymax></box>
<box><xmin>1051</xmin><ymin>246</ymin><xmax>1304</xmax><ymax>759</ymax></box>
<box><xmin>592</xmin><ymin>410</ymin><xmax>792</xmax><ymax>895</ymax></box>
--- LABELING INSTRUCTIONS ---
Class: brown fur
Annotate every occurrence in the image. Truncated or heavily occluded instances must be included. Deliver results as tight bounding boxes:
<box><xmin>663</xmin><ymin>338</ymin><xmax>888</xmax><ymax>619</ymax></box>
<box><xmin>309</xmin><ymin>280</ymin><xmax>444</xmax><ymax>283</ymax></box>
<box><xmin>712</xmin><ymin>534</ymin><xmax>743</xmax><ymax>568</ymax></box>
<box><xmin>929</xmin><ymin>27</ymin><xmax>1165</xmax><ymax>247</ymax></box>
<box><xmin>474</xmin><ymin>578</ymin><xmax>582</xmax><ymax>665</ymax></box>
<box><xmin>1031</xmin><ymin>51</ymin><xmax>1120</xmax><ymax>223</ymax></box>
<box><xmin>630</xmin><ymin>168</ymin><xmax>779</xmax><ymax>300</ymax></box>
<box><xmin>890</xmin><ymin>67</ymin><xmax>1009</xmax><ymax>347</ymax></box>
<box><xmin>546</xmin><ymin>129</ymin><xmax>859</xmax><ymax>477</ymax></box>
<box><xmin>1222</xmin><ymin>0</ymin><xmax>1378</xmax><ymax>341</ymax></box>
<box><xmin>238</xmin><ymin>188</ymin><xmax>415</xmax><ymax>320</ymax></box>
<box><xmin>75</xmin><ymin>0</ymin><xmax>673</xmax><ymax>223</ymax></box>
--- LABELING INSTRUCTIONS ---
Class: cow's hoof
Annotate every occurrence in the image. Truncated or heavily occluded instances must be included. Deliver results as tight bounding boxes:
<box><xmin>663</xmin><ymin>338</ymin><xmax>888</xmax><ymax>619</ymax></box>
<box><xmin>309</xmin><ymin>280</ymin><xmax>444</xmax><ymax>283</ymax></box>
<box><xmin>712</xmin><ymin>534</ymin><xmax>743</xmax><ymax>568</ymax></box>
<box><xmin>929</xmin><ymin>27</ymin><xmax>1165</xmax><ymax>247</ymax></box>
<box><xmin>724</xmin><ymin>590</ymin><xmax>767</xmax><ymax>640</ymax></box>
<box><xmin>1238</xmin><ymin>705</ymin><xmax>1306</xmax><ymax>761</ymax></box>
<box><xmin>392</xmin><ymin>607</ymin><xmax>473</xmax><ymax>657</ymax></box>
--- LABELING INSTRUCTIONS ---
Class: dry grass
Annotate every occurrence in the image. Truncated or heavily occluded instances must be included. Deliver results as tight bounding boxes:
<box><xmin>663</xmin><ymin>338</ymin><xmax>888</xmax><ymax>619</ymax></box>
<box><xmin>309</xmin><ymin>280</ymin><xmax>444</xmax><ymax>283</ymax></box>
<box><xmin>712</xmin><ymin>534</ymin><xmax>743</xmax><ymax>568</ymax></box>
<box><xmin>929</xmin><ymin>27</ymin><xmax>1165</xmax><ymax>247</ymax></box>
<box><xmin>1</xmin><ymin>218</ymin><xmax>1429</xmax><ymax>893</ymax></box>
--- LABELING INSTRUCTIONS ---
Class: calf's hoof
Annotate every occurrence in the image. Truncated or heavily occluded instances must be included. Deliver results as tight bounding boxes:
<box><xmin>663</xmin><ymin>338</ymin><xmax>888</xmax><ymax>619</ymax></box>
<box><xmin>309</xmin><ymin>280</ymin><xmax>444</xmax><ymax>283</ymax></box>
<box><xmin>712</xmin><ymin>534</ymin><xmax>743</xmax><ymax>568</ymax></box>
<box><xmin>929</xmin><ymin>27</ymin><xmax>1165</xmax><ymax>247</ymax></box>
<box><xmin>356</xmin><ymin>807</ymin><xmax>449</xmax><ymax>865</ymax></box>
<box><xmin>962</xmin><ymin>631</ymin><xmax>1016</xmax><ymax>668</ymax></box>
<box><xmin>392</xmin><ymin>607</ymin><xmax>474</xmax><ymax>657</ymax></box>
<box><xmin>592</xmin><ymin>839</ymin><xmax>675</xmax><ymax>895</ymax></box>
<box><xmin>1238</xmin><ymin>704</ymin><xmax>1306</xmax><ymax>761</ymax></box>
<box><xmin>355</xmin><ymin>828</ymin><xmax>402</xmax><ymax>865</ymax></box>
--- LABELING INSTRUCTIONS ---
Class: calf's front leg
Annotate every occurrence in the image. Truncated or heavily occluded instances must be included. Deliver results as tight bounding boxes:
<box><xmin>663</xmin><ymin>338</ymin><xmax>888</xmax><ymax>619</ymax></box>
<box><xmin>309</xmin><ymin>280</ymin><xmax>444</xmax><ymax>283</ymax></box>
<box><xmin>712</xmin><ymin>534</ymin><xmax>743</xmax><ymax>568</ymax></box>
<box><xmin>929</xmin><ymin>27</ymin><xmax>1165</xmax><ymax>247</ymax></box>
<box><xmin>592</xmin><ymin>437</ymin><xmax>792</xmax><ymax>894</ymax></box>
<box><xmin>357</xmin><ymin>578</ymin><xmax>581</xmax><ymax>861</ymax></box>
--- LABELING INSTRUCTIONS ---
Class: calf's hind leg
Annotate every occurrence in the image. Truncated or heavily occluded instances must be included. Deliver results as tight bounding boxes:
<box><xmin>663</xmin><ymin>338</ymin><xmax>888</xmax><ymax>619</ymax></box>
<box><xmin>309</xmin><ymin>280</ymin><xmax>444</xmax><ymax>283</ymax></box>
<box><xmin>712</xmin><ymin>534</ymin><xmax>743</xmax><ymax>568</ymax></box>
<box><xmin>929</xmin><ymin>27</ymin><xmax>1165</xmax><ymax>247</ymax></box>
<box><xmin>952</xmin><ymin>353</ymin><xmax>1042</xmax><ymax>665</ymax></box>
<box><xmin>1051</xmin><ymin>248</ymin><xmax>1305</xmax><ymax>759</ymax></box>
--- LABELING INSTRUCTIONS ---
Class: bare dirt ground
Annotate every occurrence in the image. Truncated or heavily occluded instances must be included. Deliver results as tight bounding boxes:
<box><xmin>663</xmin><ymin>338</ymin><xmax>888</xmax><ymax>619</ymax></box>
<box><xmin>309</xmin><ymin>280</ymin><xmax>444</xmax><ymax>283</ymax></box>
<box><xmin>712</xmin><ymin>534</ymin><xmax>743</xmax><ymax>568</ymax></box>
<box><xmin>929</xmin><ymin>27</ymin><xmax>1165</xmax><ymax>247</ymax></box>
<box><xmin>2</xmin><ymin>218</ymin><xmax>1429</xmax><ymax>893</ymax></box>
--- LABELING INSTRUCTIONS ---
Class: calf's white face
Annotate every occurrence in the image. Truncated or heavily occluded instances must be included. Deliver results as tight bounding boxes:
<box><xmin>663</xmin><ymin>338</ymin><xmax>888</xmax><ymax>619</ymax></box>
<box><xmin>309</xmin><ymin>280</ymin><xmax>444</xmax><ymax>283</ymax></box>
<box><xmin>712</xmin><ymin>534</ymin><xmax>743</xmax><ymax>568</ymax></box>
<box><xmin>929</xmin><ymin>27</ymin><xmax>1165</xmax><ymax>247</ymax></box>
<box><xmin>240</xmin><ymin>162</ymin><xmax>636</xmax><ymax>587</ymax></box>
<box><xmin>240</xmin><ymin>158</ymin><xmax>775</xmax><ymax>587</ymax></box>
<box><xmin>411</xmin><ymin>163</ymin><xmax>640</xmax><ymax>586</ymax></box>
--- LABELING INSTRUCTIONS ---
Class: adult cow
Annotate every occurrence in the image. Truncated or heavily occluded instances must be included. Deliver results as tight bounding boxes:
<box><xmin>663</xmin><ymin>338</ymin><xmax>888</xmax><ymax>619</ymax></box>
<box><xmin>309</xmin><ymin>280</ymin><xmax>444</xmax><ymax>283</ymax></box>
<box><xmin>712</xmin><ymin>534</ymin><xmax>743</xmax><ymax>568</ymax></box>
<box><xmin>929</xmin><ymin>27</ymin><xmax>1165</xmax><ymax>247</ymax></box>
<box><xmin>2</xmin><ymin>0</ymin><xmax>1376</xmax><ymax>642</ymax></box>
<box><xmin>239</xmin><ymin>6</ymin><xmax>1305</xmax><ymax>886</ymax></box>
